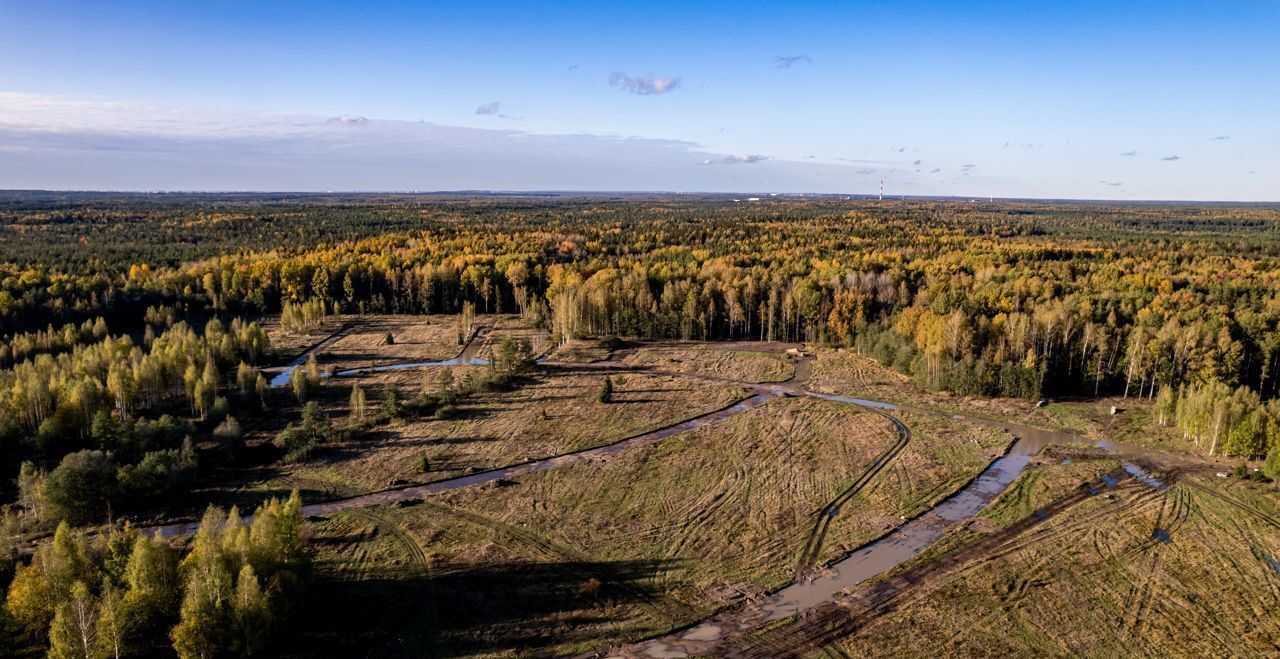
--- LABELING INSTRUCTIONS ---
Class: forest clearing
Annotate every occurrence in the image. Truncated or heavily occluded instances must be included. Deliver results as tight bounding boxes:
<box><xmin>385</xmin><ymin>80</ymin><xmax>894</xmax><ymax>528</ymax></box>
<box><xmin>1</xmin><ymin>195</ymin><xmax>1279</xmax><ymax>657</ymax></box>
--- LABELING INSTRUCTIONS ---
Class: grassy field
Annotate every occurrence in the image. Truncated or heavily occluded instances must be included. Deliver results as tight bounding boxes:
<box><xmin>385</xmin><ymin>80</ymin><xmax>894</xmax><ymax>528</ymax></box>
<box><xmin>317</xmin><ymin>314</ymin><xmax>464</xmax><ymax>370</ymax></box>
<box><xmin>261</xmin><ymin>314</ymin><xmax>348</xmax><ymax>362</ymax></box>
<box><xmin>812</xmin><ymin>409</ymin><xmax>1010</xmax><ymax>566</ymax></box>
<box><xmin>297</xmin><ymin>505</ymin><xmax>669</xmax><ymax>658</ymax></box>
<box><xmin>806</xmin><ymin>349</ymin><xmax>1215</xmax><ymax>458</ymax></box>
<box><xmin>822</xmin><ymin>466</ymin><xmax>1280</xmax><ymax>658</ymax></box>
<box><xmin>619</xmin><ymin>341</ymin><xmax>796</xmax><ymax>383</ymax></box>
<box><xmin>274</xmin><ymin>368</ymin><xmax>749</xmax><ymax>494</ymax></box>
<box><xmin>807</xmin><ymin>348</ymin><xmax>1038</xmax><ymax>419</ymax></box>
<box><xmin>234</xmin><ymin>320</ymin><xmax>1280</xmax><ymax>657</ymax></box>
<box><xmin>294</xmin><ymin>394</ymin><xmax>1013</xmax><ymax>656</ymax></box>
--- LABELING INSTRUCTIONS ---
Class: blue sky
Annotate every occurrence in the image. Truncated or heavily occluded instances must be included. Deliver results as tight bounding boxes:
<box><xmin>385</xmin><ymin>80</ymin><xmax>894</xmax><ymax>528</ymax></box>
<box><xmin>0</xmin><ymin>1</ymin><xmax>1276</xmax><ymax>199</ymax></box>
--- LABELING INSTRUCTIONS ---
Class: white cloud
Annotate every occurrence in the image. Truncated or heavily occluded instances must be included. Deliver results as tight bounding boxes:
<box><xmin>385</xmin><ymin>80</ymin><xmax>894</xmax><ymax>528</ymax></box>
<box><xmin>0</xmin><ymin>92</ymin><xmax>865</xmax><ymax>191</ymax></box>
<box><xmin>608</xmin><ymin>72</ymin><xmax>681</xmax><ymax>95</ymax></box>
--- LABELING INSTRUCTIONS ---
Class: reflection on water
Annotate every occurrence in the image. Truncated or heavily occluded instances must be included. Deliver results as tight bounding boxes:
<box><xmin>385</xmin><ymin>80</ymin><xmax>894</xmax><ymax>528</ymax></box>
<box><xmin>805</xmin><ymin>391</ymin><xmax>897</xmax><ymax>410</ymax></box>
<box><xmin>270</xmin><ymin>355</ymin><xmax>490</xmax><ymax>387</ymax></box>
<box><xmin>1123</xmin><ymin>462</ymin><xmax>1167</xmax><ymax>489</ymax></box>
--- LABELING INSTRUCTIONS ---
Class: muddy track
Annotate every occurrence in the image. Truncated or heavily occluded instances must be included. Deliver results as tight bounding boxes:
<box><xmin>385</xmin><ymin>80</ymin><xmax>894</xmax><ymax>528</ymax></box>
<box><xmin>151</xmin><ymin>390</ymin><xmax>778</xmax><ymax>538</ymax></box>
<box><xmin>1182</xmin><ymin>481</ymin><xmax>1280</xmax><ymax>531</ymax></box>
<box><xmin>342</xmin><ymin>509</ymin><xmax>429</xmax><ymax>575</ymax></box>
<box><xmin>610</xmin><ymin>459</ymin><xmax>1184</xmax><ymax>659</ymax></box>
<box><xmin>716</xmin><ymin>470</ymin><xmax>1139</xmax><ymax>659</ymax></box>
<box><xmin>794</xmin><ymin>408</ymin><xmax>911</xmax><ymax>578</ymax></box>
<box><xmin>266</xmin><ymin>323</ymin><xmax>353</xmax><ymax>387</ymax></box>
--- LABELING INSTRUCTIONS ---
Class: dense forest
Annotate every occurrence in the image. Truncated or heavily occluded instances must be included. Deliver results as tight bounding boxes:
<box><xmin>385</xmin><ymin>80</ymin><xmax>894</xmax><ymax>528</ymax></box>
<box><xmin>1</xmin><ymin>193</ymin><xmax>1279</xmax><ymax>653</ymax></box>
<box><xmin>3</xmin><ymin>194</ymin><xmax>1278</xmax><ymax>403</ymax></box>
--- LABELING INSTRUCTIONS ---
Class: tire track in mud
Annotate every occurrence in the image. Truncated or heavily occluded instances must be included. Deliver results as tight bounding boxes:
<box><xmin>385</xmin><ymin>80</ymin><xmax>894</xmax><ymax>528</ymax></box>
<box><xmin>793</xmin><ymin>407</ymin><xmax>912</xmax><ymax>579</ymax></box>
<box><xmin>342</xmin><ymin>509</ymin><xmax>429</xmax><ymax>576</ymax></box>
<box><xmin>974</xmin><ymin>484</ymin><xmax>1161</xmax><ymax>567</ymax></box>
<box><xmin>1125</xmin><ymin>485</ymin><xmax>1198</xmax><ymax>635</ymax></box>
<box><xmin>611</xmin><ymin>466</ymin><xmax>1166</xmax><ymax>659</ymax></box>
<box><xmin>1123</xmin><ymin>491</ymin><xmax>1170</xmax><ymax>634</ymax></box>
<box><xmin>1181</xmin><ymin>481</ymin><xmax>1280</xmax><ymax>531</ymax></box>
<box><xmin>660</xmin><ymin>412</ymin><xmax>802</xmax><ymax>565</ymax></box>
<box><xmin>152</xmin><ymin>391</ymin><xmax>778</xmax><ymax>538</ymax></box>
<box><xmin>718</xmin><ymin>470</ymin><xmax>1142</xmax><ymax>659</ymax></box>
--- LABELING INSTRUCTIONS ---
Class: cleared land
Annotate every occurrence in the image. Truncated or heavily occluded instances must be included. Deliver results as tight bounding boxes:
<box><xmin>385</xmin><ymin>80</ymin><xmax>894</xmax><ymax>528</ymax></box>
<box><xmin>818</xmin><ymin>464</ymin><xmax>1280</xmax><ymax>659</ymax></box>
<box><xmin>296</xmin><ymin>394</ymin><xmax>1011</xmax><ymax>657</ymax></box>
<box><xmin>271</xmin><ymin>369</ymin><xmax>748</xmax><ymax>494</ymax></box>
<box><xmin>806</xmin><ymin>349</ymin><xmax>1208</xmax><ymax>456</ymax></box>
<box><xmin>619</xmin><ymin>341</ymin><xmax>796</xmax><ymax>383</ymax></box>
<box><xmin>232</xmin><ymin>319</ymin><xmax>1276</xmax><ymax>658</ymax></box>
<box><xmin>316</xmin><ymin>314</ymin><xmax>465</xmax><ymax>370</ymax></box>
<box><xmin>807</xmin><ymin>348</ymin><xmax>1038</xmax><ymax>419</ymax></box>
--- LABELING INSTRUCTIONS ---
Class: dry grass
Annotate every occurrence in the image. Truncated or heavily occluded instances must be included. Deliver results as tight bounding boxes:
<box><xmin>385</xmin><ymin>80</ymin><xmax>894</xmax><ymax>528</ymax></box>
<box><xmin>619</xmin><ymin>341</ymin><xmax>795</xmax><ymax>383</ymax></box>
<box><xmin>546</xmin><ymin>338</ymin><xmax>613</xmax><ymax>363</ymax></box>
<box><xmin>280</xmin><ymin>369</ymin><xmax>748</xmax><ymax>493</ymax></box>
<box><xmin>476</xmin><ymin>315</ymin><xmax>552</xmax><ymax>357</ymax></box>
<box><xmin>318</xmin><ymin>314</ymin><xmax>462</xmax><ymax>370</ymax></box>
<box><xmin>302</xmin><ymin>505</ymin><xmax>669</xmax><ymax>657</ymax></box>
<box><xmin>260</xmin><ymin>314</ymin><xmax>347</xmax><ymax>362</ymax></box>
<box><xmin>390</xmin><ymin>398</ymin><xmax>1006</xmax><ymax>643</ymax></box>
<box><xmin>813</xmin><ymin>410</ymin><xmax>1011</xmax><ymax>566</ymax></box>
<box><xmin>826</xmin><ymin>469</ymin><xmax>1280</xmax><ymax>658</ymax></box>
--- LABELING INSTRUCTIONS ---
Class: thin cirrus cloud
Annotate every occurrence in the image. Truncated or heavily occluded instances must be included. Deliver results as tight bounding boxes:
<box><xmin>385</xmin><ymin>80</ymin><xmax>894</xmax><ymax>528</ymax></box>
<box><xmin>1160</xmin><ymin>155</ymin><xmax>1182</xmax><ymax>161</ymax></box>
<box><xmin>475</xmin><ymin>102</ymin><xmax>502</xmax><ymax>115</ymax></box>
<box><xmin>772</xmin><ymin>55</ymin><xmax>812</xmax><ymax>69</ymax></box>
<box><xmin>1209</xmin><ymin>135</ymin><xmax>1230</xmax><ymax>141</ymax></box>
<box><xmin>1120</xmin><ymin>150</ymin><xmax>1138</xmax><ymax>156</ymax></box>
<box><xmin>609</xmin><ymin>72</ymin><xmax>681</xmax><ymax>95</ymax></box>
<box><xmin>701</xmin><ymin>154</ymin><xmax>769</xmax><ymax>165</ymax></box>
<box><xmin>1100</xmin><ymin>180</ymin><xmax>1122</xmax><ymax>187</ymax></box>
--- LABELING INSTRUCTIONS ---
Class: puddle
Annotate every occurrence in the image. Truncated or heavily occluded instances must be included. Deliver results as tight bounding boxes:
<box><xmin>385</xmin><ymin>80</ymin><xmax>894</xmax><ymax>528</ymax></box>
<box><xmin>805</xmin><ymin>392</ymin><xmax>897</xmax><ymax>410</ymax></box>
<box><xmin>270</xmin><ymin>350</ymin><xmax>489</xmax><ymax>387</ymax></box>
<box><xmin>679</xmin><ymin>625</ymin><xmax>723</xmax><ymax>642</ymax></box>
<box><xmin>1122</xmin><ymin>462</ymin><xmax>1166</xmax><ymax>490</ymax></box>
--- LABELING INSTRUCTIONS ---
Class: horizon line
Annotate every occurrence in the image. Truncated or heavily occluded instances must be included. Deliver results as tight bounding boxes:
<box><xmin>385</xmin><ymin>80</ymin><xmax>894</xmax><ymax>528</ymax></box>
<box><xmin>1</xmin><ymin>189</ymin><xmax>1277</xmax><ymax>206</ymax></box>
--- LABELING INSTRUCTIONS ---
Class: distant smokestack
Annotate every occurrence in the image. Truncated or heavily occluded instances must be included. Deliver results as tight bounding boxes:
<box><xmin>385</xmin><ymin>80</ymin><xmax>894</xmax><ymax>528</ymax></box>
<box><xmin>879</xmin><ymin>179</ymin><xmax>883</xmax><ymax>201</ymax></box>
